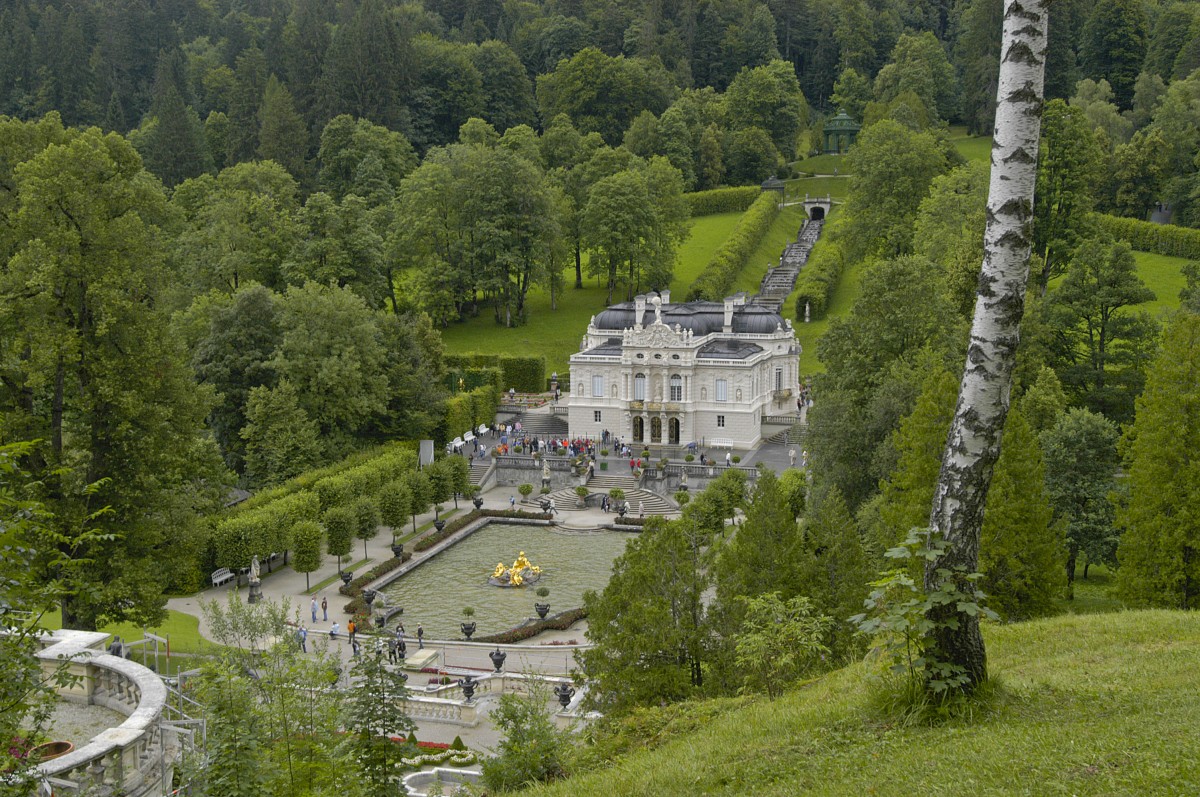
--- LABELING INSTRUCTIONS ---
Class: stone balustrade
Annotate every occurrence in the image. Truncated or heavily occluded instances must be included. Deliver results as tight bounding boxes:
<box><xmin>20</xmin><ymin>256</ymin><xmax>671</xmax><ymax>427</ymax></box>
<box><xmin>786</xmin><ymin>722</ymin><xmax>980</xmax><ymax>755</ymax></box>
<box><xmin>31</xmin><ymin>630</ymin><xmax>174</xmax><ymax>797</ymax></box>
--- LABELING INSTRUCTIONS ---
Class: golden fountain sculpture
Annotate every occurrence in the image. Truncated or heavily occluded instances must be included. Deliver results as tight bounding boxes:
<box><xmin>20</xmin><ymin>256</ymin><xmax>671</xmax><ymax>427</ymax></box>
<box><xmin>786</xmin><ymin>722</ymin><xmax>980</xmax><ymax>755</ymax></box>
<box><xmin>488</xmin><ymin>551</ymin><xmax>543</xmax><ymax>587</ymax></box>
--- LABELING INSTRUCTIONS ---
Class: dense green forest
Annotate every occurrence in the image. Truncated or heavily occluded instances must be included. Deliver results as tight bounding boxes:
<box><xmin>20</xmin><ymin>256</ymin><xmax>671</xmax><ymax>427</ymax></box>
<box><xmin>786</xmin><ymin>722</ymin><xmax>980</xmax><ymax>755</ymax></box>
<box><xmin>3</xmin><ymin>0</ymin><xmax>1200</xmax><ymax>650</ymax></box>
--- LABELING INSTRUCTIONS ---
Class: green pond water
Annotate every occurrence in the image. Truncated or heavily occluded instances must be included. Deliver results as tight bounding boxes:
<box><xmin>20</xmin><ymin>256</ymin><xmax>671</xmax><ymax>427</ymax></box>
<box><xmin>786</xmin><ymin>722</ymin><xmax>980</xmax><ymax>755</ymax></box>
<box><xmin>379</xmin><ymin>523</ymin><xmax>637</xmax><ymax>640</ymax></box>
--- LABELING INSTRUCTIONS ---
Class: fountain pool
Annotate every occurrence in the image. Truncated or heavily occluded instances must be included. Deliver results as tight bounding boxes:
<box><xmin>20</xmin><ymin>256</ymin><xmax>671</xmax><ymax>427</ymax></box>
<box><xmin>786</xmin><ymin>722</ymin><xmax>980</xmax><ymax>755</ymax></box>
<box><xmin>379</xmin><ymin>523</ymin><xmax>636</xmax><ymax>639</ymax></box>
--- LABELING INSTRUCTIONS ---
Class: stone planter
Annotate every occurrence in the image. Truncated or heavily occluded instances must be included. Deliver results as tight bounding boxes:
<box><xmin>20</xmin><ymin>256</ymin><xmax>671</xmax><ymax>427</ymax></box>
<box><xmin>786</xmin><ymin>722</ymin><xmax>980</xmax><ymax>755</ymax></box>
<box><xmin>434</xmin><ymin>519</ymin><xmax>446</xmax><ymax>533</ymax></box>
<box><xmin>460</xmin><ymin>621</ymin><xmax>476</xmax><ymax>640</ymax></box>
<box><xmin>391</xmin><ymin>543</ymin><xmax>405</xmax><ymax>558</ymax></box>
<box><xmin>339</xmin><ymin>571</ymin><xmax>353</xmax><ymax>586</ymax></box>
<box><xmin>472</xmin><ymin>497</ymin><xmax>484</xmax><ymax>510</ymax></box>
<box><xmin>31</xmin><ymin>741</ymin><xmax>74</xmax><ymax>762</ymax></box>
<box><xmin>489</xmin><ymin>647</ymin><xmax>507</xmax><ymax>672</ymax></box>
<box><xmin>534</xmin><ymin>602</ymin><xmax>550</xmax><ymax>619</ymax></box>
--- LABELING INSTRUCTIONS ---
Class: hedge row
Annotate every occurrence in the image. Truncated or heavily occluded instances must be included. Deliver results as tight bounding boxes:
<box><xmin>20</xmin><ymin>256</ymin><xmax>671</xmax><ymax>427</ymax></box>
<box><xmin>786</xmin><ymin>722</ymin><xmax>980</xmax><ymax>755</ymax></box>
<box><xmin>474</xmin><ymin>607</ymin><xmax>588</xmax><ymax>644</ymax></box>
<box><xmin>792</xmin><ymin>238</ymin><xmax>846</xmax><ymax>320</ymax></box>
<box><xmin>234</xmin><ymin>441</ymin><xmax>418</xmax><ymax>513</ymax></box>
<box><xmin>444</xmin><ymin>385</ymin><xmax>500</xmax><ymax>439</ymax></box>
<box><xmin>412</xmin><ymin>509</ymin><xmax>553</xmax><ymax>552</ymax></box>
<box><xmin>1093</xmin><ymin>213</ymin><xmax>1200</xmax><ymax>259</ymax></box>
<box><xmin>312</xmin><ymin>447</ymin><xmax>418</xmax><ymax>512</ymax></box>
<box><xmin>687</xmin><ymin>191</ymin><xmax>781</xmax><ymax>301</ymax></box>
<box><xmin>340</xmin><ymin>552</ymin><xmax>413</xmax><ymax>618</ymax></box>
<box><xmin>212</xmin><ymin>444</ymin><xmax>419</xmax><ymax>572</ymax></box>
<box><xmin>443</xmin><ymin>354</ymin><xmax>545</xmax><ymax>393</ymax></box>
<box><xmin>683</xmin><ymin>186</ymin><xmax>761</xmax><ymax>217</ymax></box>
<box><xmin>445</xmin><ymin>366</ymin><xmax>504</xmax><ymax>395</ymax></box>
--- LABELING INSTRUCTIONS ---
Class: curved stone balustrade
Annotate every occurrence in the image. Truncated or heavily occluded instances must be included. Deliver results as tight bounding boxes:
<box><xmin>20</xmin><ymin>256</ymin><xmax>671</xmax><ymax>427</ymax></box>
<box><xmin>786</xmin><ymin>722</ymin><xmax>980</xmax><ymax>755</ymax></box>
<box><xmin>30</xmin><ymin>630</ymin><xmax>174</xmax><ymax>797</ymax></box>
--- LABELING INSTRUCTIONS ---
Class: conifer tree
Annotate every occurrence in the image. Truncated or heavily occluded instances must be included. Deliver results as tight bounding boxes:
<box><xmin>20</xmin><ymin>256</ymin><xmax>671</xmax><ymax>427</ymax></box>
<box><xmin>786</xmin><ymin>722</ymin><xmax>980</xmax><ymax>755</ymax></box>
<box><xmin>258</xmin><ymin>75</ymin><xmax>309</xmax><ymax>182</ymax></box>
<box><xmin>1117</xmin><ymin>314</ymin><xmax>1200</xmax><ymax>608</ymax></box>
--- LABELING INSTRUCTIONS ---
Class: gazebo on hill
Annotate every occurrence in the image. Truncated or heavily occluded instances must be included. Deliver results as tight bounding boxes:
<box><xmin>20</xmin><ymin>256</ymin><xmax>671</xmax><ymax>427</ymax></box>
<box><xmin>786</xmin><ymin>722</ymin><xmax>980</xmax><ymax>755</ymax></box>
<box><xmin>823</xmin><ymin>110</ymin><xmax>861</xmax><ymax>155</ymax></box>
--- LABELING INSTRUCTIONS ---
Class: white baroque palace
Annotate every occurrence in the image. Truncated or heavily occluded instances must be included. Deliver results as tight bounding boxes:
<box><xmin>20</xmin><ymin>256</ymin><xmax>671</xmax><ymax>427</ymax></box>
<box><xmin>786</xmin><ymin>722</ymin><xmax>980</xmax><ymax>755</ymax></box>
<box><xmin>566</xmin><ymin>291</ymin><xmax>801</xmax><ymax>449</ymax></box>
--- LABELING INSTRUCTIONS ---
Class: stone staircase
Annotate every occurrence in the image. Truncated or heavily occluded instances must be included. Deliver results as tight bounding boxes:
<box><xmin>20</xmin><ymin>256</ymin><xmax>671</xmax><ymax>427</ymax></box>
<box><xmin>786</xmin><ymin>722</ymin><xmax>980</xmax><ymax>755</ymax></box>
<box><xmin>541</xmin><ymin>483</ymin><xmax>676</xmax><ymax>516</ymax></box>
<box><xmin>468</xmin><ymin>459</ymin><xmax>492</xmax><ymax>486</ymax></box>
<box><xmin>749</xmin><ymin>219</ymin><xmax>824</xmax><ymax>313</ymax></box>
<box><xmin>509</xmin><ymin>410</ymin><xmax>568</xmax><ymax>437</ymax></box>
<box><xmin>584</xmin><ymin>473</ymin><xmax>639</xmax><ymax>492</ymax></box>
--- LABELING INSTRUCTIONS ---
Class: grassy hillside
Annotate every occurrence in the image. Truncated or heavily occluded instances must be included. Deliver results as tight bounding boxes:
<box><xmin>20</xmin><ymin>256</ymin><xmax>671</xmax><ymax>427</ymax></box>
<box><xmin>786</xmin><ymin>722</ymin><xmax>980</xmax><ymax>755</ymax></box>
<box><xmin>531</xmin><ymin>610</ymin><xmax>1200</xmax><ymax>796</ymax></box>
<box><xmin>439</xmin><ymin>212</ymin><xmax>742</xmax><ymax>377</ymax></box>
<box><xmin>732</xmin><ymin>206</ymin><xmax>810</xmax><ymax>295</ymax></box>
<box><xmin>1134</xmin><ymin>251</ymin><xmax>1190</xmax><ymax>318</ymax></box>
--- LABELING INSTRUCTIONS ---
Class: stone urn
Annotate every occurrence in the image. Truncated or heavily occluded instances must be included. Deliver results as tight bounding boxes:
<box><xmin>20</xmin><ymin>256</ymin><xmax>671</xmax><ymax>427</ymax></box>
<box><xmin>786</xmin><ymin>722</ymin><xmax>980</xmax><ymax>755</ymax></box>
<box><xmin>339</xmin><ymin>571</ymin><xmax>353</xmax><ymax>586</ymax></box>
<box><xmin>534</xmin><ymin>602</ymin><xmax>550</xmax><ymax>620</ymax></box>
<box><xmin>489</xmin><ymin>647</ymin><xmax>507</xmax><ymax>673</ymax></box>
<box><xmin>362</xmin><ymin>589</ymin><xmax>377</xmax><ymax>609</ymax></box>
<box><xmin>391</xmin><ymin>542</ymin><xmax>405</xmax><ymax>558</ymax></box>
<box><xmin>554</xmin><ymin>683</ymin><xmax>576</xmax><ymax>710</ymax></box>
<box><xmin>460</xmin><ymin>675</ymin><xmax>478</xmax><ymax>702</ymax></box>
<box><xmin>434</xmin><ymin>519</ymin><xmax>446</xmax><ymax>533</ymax></box>
<box><xmin>472</xmin><ymin>496</ymin><xmax>484</xmax><ymax>510</ymax></box>
<box><xmin>460</xmin><ymin>621</ymin><xmax>476</xmax><ymax>640</ymax></box>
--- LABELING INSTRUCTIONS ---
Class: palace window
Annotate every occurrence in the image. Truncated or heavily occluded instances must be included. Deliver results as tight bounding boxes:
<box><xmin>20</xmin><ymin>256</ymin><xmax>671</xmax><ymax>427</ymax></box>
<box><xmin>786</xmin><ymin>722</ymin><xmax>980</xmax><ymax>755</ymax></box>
<box><xmin>594</xmin><ymin>411</ymin><xmax>602</xmax><ymax>423</ymax></box>
<box><xmin>715</xmin><ymin>379</ymin><xmax>728</xmax><ymax>402</ymax></box>
<box><xmin>717</xmin><ymin>415</ymin><xmax>726</xmax><ymax>428</ymax></box>
<box><xmin>774</xmin><ymin>367</ymin><xmax>783</xmax><ymax>390</ymax></box>
<box><xmin>670</xmin><ymin>375</ymin><xmax>682</xmax><ymax>401</ymax></box>
<box><xmin>634</xmin><ymin>373</ymin><xmax>646</xmax><ymax>400</ymax></box>
<box><xmin>592</xmin><ymin>375</ymin><xmax>604</xmax><ymax>397</ymax></box>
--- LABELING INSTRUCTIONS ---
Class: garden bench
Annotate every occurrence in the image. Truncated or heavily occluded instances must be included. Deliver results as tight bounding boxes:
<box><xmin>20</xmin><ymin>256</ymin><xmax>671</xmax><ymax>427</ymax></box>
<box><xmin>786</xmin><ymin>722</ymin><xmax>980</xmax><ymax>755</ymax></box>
<box><xmin>211</xmin><ymin>567</ymin><xmax>234</xmax><ymax>588</ymax></box>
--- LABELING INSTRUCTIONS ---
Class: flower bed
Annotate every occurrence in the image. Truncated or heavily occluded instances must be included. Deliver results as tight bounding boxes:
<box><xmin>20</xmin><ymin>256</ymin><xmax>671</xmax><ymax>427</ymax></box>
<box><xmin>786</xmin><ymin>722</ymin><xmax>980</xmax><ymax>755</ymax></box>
<box><xmin>612</xmin><ymin>516</ymin><xmax>649</xmax><ymax>527</ymax></box>
<box><xmin>473</xmin><ymin>607</ymin><xmax>587</xmax><ymax>644</ymax></box>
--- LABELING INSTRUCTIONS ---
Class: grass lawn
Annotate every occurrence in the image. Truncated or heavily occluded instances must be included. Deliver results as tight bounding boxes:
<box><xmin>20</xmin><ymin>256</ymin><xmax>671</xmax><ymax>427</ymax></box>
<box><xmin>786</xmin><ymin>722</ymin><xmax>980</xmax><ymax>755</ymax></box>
<box><xmin>671</xmin><ymin>211</ymin><xmax>744</xmax><ymax>293</ymax></box>
<box><xmin>732</xmin><ymin>206</ymin><xmax>810</xmax><ymax>295</ymax></box>
<box><xmin>539</xmin><ymin>609</ymin><xmax>1200</xmax><ymax>796</ymax></box>
<box><xmin>785</xmin><ymin>175</ymin><xmax>849</xmax><ymax>200</ymax></box>
<box><xmin>1132</xmin><ymin>250</ymin><xmax>1189</xmax><ymax>318</ymax></box>
<box><xmin>1057</xmin><ymin>563</ymin><xmax>1124</xmax><ymax>615</ymax></box>
<box><xmin>792</xmin><ymin>153</ymin><xmax>847</xmax><ymax>175</ymax></box>
<box><xmin>38</xmin><ymin>608</ymin><xmax>216</xmax><ymax>656</ymax></box>
<box><xmin>440</xmin><ymin>212</ymin><xmax>744</xmax><ymax>377</ymax></box>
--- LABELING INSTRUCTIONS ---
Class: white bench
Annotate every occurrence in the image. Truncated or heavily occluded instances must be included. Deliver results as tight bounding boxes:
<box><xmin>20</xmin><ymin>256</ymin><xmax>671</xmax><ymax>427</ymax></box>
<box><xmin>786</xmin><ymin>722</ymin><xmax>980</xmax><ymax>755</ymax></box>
<box><xmin>710</xmin><ymin>438</ymin><xmax>734</xmax><ymax>449</ymax></box>
<box><xmin>211</xmin><ymin>568</ymin><xmax>234</xmax><ymax>588</ymax></box>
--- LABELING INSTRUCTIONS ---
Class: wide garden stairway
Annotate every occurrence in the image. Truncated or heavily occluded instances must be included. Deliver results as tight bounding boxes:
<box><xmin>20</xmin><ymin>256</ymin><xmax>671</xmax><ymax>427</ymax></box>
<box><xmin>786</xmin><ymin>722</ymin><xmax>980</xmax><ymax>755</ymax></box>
<box><xmin>507</xmin><ymin>409</ymin><xmax>568</xmax><ymax>437</ymax></box>
<box><xmin>538</xmin><ymin>471</ymin><xmax>676</xmax><ymax>517</ymax></box>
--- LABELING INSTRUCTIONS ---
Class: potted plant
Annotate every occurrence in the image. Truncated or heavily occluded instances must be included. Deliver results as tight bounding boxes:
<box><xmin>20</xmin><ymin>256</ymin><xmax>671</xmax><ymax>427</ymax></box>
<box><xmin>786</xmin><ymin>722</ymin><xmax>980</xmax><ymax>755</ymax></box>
<box><xmin>540</xmin><ymin>485</ymin><xmax>551</xmax><ymax>494</ymax></box>
<box><xmin>534</xmin><ymin>586</ymin><xmax>550</xmax><ymax>619</ymax></box>
<box><xmin>518</xmin><ymin>483</ymin><xmax>534</xmax><ymax>502</ymax></box>
<box><xmin>460</xmin><ymin>606</ymin><xmax>476</xmax><ymax>640</ymax></box>
<box><xmin>574</xmin><ymin>485</ymin><xmax>589</xmax><ymax>508</ymax></box>
<box><xmin>600</xmin><ymin>449</ymin><xmax>609</xmax><ymax>457</ymax></box>
<box><xmin>641</xmin><ymin>449</ymin><xmax>650</xmax><ymax>459</ymax></box>
<box><xmin>609</xmin><ymin>488</ymin><xmax>625</xmax><ymax>503</ymax></box>
<box><xmin>732</xmin><ymin>455</ymin><xmax>741</xmax><ymax>464</ymax></box>
<box><xmin>685</xmin><ymin>454</ymin><xmax>695</xmax><ymax>462</ymax></box>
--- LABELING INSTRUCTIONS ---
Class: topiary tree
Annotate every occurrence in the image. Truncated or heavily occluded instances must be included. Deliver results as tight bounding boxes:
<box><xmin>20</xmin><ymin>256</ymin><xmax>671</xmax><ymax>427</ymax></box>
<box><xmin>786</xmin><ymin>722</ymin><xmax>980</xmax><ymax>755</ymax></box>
<box><xmin>291</xmin><ymin>520</ymin><xmax>324</xmax><ymax>591</ymax></box>
<box><xmin>324</xmin><ymin>506</ymin><xmax>355</xmax><ymax>571</ymax></box>
<box><xmin>378</xmin><ymin>480</ymin><xmax>411</xmax><ymax>543</ymax></box>
<box><xmin>405</xmin><ymin>470</ymin><xmax>431</xmax><ymax>533</ymax></box>
<box><xmin>353</xmin><ymin>496</ymin><xmax>380</xmax><ymax>560</ymax></box>
<box><xmin>518</xmin><ymin>483</ymin><xmax>534</xmax><ymax>498</ymax></box>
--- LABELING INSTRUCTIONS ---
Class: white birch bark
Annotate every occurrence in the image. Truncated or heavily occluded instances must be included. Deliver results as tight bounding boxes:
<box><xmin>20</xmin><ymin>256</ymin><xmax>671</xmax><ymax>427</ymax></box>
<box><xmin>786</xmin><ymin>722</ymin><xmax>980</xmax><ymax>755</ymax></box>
<box><xmin>926</xmin><ymin>0</ymin><xmax>1049</xmax><ymax>689</ymax></box>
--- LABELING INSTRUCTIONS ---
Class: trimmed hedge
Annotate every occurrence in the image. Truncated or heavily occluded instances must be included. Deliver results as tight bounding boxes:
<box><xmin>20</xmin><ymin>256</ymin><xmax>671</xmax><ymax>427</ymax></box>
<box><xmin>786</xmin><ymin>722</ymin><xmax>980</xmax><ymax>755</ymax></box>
<box><xmin>341</xmin><ymin>551</ymin><xmax>413</xmax><ymax>618</ymax></box>
<box><xmin>444</xmin><ymin>354</ymin><xmax>545</xmax><ymax>393</ymax></box>
<box><xmin>792</xmin><ymin>238</ymin><xmax>846</xmax><ymax>320</ymax></box>
<box><xmin>1092</xmin><ymin>213</ymin><xmax>1200</xmax><ymax>259</ymax></box>
<box><xmin>683</xmin><ymin>186</ymin><xmax>761</xmax><ymax>217</ymax></box>
<box><xmin>444</xmin><ymin>385</ymin><xmax>500</xmax><ymax>439</ymax></box>
<box><xmin>687</xmin><ymin>191</ymin><xmax>781</xmax><ymax>301</ymax></box>
<box><xmin>473</xmin><ymin>607</ymin><xmax>588</xmax><ymax>644</ymax></box>
<box><xmin>412</xmin><ymin>509</ymin><xmax>553</xmax><ymax>552</ymax></box>
<box><xmin>445</xmin><ymin>366</ymin><xmax>504</xmax><ymax>394</ymax></box>
<box><xmin>232</xmin><ymin>442</ymin><xmax>418</xmax><ymax>514</ymax></box>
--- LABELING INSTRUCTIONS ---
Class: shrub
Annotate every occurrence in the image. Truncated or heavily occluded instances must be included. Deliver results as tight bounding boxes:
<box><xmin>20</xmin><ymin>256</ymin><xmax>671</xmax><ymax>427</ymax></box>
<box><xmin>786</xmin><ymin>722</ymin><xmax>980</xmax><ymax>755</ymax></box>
<box><xmin>683</xmin><ymin>186</ymin><xmax>760</xmax><ymax>216</ymax></box>
<box><xmin>675</xmin><ymin>491</ymin><xmax>691</xmax><ymax>506</ymax></box>
<box><xmin>518</xmin><ymin>483</ymin><xmax>534</xmax><ymax>497</ymax></box>
<box><xmin>609</xmin><ymin>488</ymin><xmax>625</xmax><ymax>501</ymax></box>
<box><xmin>600</xmin><ymin>449</ymin><xmax>609</xmax><ymax>456</ymax></box>
<box><xmin>687</xmin><ymin>191</ymin><xmax>781</xmax><ymax>301</ymax></box>
<box><xmin>444</xmin><ymin>354</ymin><xmax>545</xmax><ymax>392</ymax></box>
<box><xmin>732</xmin><ymin>455</ymin><xmax>741</xmax><ymax>464</ymax></box>
<box><xmin>685</xmin><ymin>454</ymin><xmax>695</xmax><ymax>462</ymax></box>
<box><xmin>575</xmin><ymin>486</ymin><xmax>589</xmax><ymax>497</ymax></box>
<box><xmin>540</xmin><ymin>486</ymin><xmax>551</xmax><ymax>494</ymax></box>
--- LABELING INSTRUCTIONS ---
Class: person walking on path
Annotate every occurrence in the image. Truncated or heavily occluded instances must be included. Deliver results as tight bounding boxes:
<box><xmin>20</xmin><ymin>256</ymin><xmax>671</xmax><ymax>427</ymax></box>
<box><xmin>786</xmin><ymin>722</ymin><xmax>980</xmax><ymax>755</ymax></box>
<box><xmin>388</xmin><ymin>636</ymin><xmax>398</xmax><ymax>664</ymax></box>
<box><xmin>789</xmin><ymin>449</ymin><xmax>797</xmax><ymax>467</ymax></box>
<box><xmin>297</xmin><ymin>625</ymin><xmax>308</xmax><ymax>653</ymax></box>
<box><xmin>330</xmin><ymin>621</ymin><xmax>340</xmax><ymax>640</ymax></box>
<box><xmin>417</xmin><ymin>624</ymin><xmax>424</xmax><ymax>650</ymax></box>
<box><xmin>725</xmin><ymin>451</ymin><xmax>732</xmax><ymax>466</ymax></box>
<box><xmin>351</xmin><ymin>638</ymin><xmax>360</xmax><ymax>658</ymax></box>
<box><xmin>348</xmin><ymin>619</ymin><xmax>356</xmax><ymax>645</ymax></box>
<box><xmin>321</xmin><ymin>596</ymin><xmax>328</xmax><ymax>621</ymax></box>
<box><xmin>510</xmin><ymin>495</ymin><xmax>516</xmax><ymax>509</ymax></box>
<box><xmin>549</xmin><ymin>498</ymin><xmax>557</xmax><ymax>516</ymax></box>
<box><xmin>310</xmin><ymin>597</ymin><xmax>318</xmax><ymax>623</ymax></box>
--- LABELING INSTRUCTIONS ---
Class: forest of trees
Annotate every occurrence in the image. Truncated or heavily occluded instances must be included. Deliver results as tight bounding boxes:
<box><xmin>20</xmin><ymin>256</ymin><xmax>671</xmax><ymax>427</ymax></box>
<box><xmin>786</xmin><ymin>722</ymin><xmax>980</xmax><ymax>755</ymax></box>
<box><xmin>4</xmin><ymin>0</ymin><xmax>1200</xmax><ymax>728</ymax></box>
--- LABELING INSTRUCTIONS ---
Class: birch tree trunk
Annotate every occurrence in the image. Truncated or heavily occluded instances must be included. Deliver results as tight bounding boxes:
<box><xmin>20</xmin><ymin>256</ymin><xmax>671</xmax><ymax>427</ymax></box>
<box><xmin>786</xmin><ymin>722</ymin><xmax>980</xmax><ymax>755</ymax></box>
<box><xmin>925</xmin><ymin>0</ymin><xmax>1049</xmax><ymax>691</ymax></box>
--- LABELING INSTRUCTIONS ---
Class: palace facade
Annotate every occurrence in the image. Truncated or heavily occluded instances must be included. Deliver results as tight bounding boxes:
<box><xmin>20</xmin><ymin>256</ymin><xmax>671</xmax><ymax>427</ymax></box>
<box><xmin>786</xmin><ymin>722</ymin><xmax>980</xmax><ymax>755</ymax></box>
<box><xmin>566</xmin><ymin>290</ymin><xmax>801</xmax><ymax>449</ymax></box>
